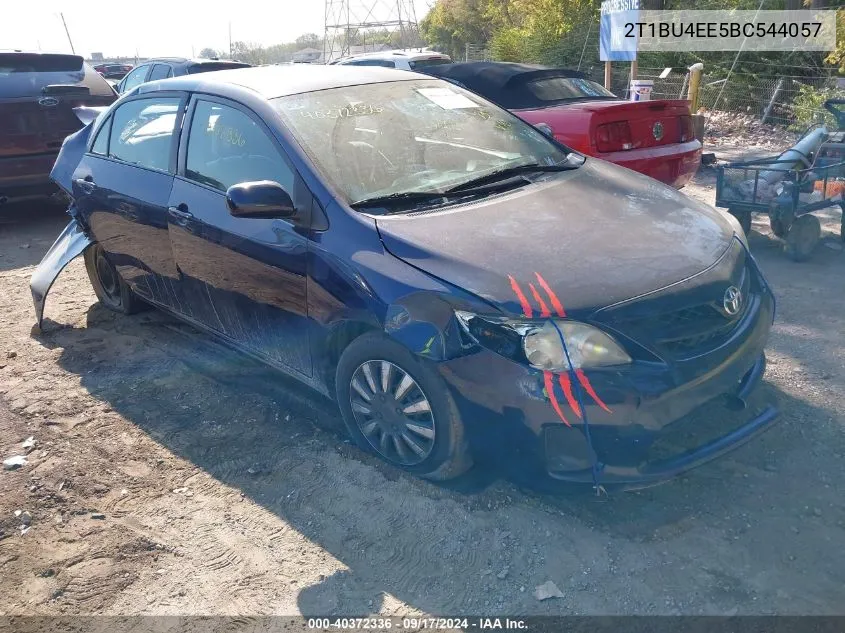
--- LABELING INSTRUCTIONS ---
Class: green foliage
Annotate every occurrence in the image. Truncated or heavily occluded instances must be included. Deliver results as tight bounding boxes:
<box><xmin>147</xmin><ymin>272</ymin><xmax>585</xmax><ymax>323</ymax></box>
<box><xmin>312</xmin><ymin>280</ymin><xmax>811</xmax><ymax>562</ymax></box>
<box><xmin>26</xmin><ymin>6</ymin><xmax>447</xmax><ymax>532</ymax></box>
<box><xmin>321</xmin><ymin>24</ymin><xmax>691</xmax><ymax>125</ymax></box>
<box><xmin>789</xmin><ymin>83</ymin><xmax>840</xmax><ymax>131</ymax></box>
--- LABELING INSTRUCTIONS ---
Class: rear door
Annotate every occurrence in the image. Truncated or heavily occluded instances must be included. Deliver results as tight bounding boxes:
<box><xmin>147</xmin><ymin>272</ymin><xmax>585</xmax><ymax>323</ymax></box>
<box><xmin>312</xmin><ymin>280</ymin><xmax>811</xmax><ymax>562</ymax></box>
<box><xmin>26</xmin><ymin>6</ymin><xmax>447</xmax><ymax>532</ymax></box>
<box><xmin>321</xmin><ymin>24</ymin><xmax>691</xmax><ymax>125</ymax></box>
<box><xmin>166</xmin><ymin>96</ymin><xmax>312</xmax><ymax>375</ymax></box>
<box><xmin>72</xmin><ymin>93</ymin><xmax>188</xmax><ymax>309</ymax></box>
<box><xmin>0</xmin><ymin>53</ymin><xmax>116</xmax><ymax>193</ymax></box>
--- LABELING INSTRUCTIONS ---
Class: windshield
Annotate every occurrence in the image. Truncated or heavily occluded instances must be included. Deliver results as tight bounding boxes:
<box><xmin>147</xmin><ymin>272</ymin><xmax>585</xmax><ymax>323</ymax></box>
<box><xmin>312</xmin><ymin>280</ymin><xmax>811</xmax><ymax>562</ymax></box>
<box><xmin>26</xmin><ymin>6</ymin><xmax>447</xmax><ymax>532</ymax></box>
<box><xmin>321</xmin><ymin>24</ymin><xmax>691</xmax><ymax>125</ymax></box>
<box><xmin>273</xmin><ymin>79</ymin><xmax>571</xmax><ymax>205</ymax></box>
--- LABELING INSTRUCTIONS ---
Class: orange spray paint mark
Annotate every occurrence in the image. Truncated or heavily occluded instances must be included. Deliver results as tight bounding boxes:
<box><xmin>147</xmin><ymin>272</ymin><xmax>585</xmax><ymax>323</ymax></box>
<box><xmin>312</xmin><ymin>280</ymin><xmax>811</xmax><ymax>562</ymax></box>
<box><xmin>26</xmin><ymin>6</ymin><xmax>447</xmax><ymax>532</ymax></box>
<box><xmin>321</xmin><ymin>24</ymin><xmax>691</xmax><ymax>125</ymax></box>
<box><xmin>576</xmin><ymin>368</ymin><xmax>612</xmax><ymax>413</ymax></box>
<box><xmin>558</xmin><ymin>372</ymin><xmax>581</xmax><ymax>418</ymax></box>
<box><xmin>534</xmin><ymin>272</ymin><xmax>566</xmax><ymax>317</ymax></box>
<box><xmin>528</xmin><ymin>283</ymin><xmax>551</xmax><ymax>318</ymax></box>
<box><xmin>508</xmin><ymin>275</ymin><xmax>533</xmax><ymax>318</ymax></box>
<box><xmin>544</xmin><ymin>370</ymin><xmax>571</xmax><ymax>427</ymax></box>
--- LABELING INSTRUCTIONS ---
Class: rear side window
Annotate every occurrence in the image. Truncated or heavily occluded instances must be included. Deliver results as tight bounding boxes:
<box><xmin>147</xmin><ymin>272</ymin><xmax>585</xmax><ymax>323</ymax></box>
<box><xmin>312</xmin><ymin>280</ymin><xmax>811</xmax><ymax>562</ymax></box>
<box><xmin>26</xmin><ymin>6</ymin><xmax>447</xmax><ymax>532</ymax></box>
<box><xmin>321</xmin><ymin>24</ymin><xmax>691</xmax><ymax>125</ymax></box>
<box><xmin>0</xmin><ymin>53</ymin><xmax>85</xmax><ymax>98</ymax></box>
<box><xmin>148</xmin><ymin>64</ymin><xmax>172</xmax><ymax>81</ymax></box>
<box><xmin>109</xmin><ymin>98</ymin><xmax>181</xmax><ymax>172</ymax></box>
<box><xmin>409</xmin><ymin>58</ymin><xmax>451</xmax><ymax>70</ymax></box>
<box><xmin>91</xmin><ymin>116</ymin><xmax>111</xmax><ymax>155</ymax></box>
<box><xmin>186</xmin><ymin>62</ymin><xmax>251</xmax><ymax>74</ymax></box>
<box><xmin>347</xmin><ymin>59</ymin><xmax>395</xmax><ymax>68</ymax></box>
<box><xmin>185</xmin><ymin>100</ymin><xmax>293</xmax><ymax>192</ymax></box>
<box><xmin>526</xmin><ymin>77</ymin><xmax>617</xmax><ymax>102</ymax></box>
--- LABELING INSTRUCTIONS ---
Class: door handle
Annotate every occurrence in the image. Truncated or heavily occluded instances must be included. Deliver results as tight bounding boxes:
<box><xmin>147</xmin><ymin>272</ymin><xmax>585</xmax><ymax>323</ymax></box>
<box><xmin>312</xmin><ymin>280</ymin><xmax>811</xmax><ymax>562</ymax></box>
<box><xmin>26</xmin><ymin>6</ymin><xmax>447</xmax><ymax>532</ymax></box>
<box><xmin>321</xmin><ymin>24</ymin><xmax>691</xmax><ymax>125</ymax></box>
<box><xmin>167</xmin><ymin>204</ymin><xmax>193</xmax><ymax>226</ymax></box>
<box><xmin>73</xmin><ymin>176</ymin><xmax>95</xmax><ymax>194</ymax></box>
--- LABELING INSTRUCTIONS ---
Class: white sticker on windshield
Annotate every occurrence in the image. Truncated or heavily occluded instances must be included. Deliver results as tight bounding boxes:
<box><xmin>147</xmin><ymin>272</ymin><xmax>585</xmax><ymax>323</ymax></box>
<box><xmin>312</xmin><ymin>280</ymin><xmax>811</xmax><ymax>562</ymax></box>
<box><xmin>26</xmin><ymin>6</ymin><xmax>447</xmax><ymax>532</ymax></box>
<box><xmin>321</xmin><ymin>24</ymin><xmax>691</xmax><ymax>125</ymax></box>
<box><xmin>417</xmin><ymin>88</ymin><xmax>479</xmax><ymax>110</ymax></box>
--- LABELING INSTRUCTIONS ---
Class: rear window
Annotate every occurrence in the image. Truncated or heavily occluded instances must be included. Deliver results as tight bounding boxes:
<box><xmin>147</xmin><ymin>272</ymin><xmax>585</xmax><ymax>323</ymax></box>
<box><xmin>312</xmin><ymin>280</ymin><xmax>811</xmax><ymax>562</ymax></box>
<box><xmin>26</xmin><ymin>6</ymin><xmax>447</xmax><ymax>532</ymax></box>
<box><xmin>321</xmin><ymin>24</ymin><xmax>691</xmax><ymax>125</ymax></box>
<box><xmin>409</xmin><ymin>58</ymin><xmax>451</xmax><ymax>70</ymax></box>
<box><xmin>0</xmin><ymin>53</ymin><xmax>114</xmax><ymax>99</ymax></box>
<box><xmin>187</xmin><ymin>62</ymin><xmax>251</xmax><ymax>74</ymax></box>
<box><xmin>525</xmin><ymin>77</ymin><xmax>617</xmax><ymax>102</ymax></box>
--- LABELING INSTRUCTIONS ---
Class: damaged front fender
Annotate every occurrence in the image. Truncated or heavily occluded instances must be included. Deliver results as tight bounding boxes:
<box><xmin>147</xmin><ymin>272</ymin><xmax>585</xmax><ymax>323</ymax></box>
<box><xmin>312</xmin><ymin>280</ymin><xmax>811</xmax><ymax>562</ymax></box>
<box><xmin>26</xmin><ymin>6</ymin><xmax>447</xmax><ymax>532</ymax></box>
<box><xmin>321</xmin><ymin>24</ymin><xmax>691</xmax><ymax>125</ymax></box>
<box><xmin>30</xmin><ymin>220</ymin><xmax>93</xmax><ymax>328</ymax></box>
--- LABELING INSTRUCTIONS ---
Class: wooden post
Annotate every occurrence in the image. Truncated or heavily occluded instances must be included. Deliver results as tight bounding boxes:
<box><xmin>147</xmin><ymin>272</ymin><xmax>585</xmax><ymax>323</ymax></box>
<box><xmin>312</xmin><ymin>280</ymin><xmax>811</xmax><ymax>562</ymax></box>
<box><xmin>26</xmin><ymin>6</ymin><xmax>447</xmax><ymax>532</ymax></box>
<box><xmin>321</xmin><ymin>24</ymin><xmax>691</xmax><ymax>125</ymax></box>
<box><xmin>687</xmin><ymin>63</ymin><xmax>704</xmax><ymax>114</ymax></box>
<box><xmin>604</xmin><ymin>61</ymin><xmax>612</xmax><ymax>91</ymax></box>
<box><xmin>630</xmin><ymin>59</ymin><xmax>638</xmax><ymax>80</ymax></box>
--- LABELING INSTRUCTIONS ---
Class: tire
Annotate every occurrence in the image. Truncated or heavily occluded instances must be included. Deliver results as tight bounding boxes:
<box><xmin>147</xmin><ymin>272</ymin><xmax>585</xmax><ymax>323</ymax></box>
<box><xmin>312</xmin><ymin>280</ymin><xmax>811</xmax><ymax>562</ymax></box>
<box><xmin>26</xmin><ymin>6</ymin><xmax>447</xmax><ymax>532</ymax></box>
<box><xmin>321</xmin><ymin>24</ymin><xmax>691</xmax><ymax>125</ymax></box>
<box><xmin>83</xmin><ymin>244</ymin><xmax>147</xmax><ymax>314</ymax></box>
<box><xmin>770</xmin><ymin>219</ymin><xmax>788</xmax><ymax>239</ymax></box>
<box><xmin>335</xmin><ymin>332</ymin><xmax>472</xmax><ymax>481</ymax></box>
<box><xmin>728</xmin><ymin>209</ymin><xmax>752</xmax><ymax>237</ymax></box>
<box><xmin>784</xmin><ymin>214</ymin><xmax>821</xmax><ymax>262</ymax></box>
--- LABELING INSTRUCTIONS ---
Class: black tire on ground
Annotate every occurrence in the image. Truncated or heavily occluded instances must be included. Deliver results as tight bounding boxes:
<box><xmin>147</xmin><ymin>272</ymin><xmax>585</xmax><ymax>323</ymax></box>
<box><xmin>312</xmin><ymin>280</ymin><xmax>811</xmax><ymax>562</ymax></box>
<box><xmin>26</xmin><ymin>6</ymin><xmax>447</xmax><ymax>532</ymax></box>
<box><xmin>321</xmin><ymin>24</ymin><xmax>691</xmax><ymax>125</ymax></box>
<box><xmin>729</xmin><ymin>209</ymin><xmax>752</xmax><ymax>237</ymax></box>
<box><xmin>83</xmin><ymin>244</ymin><xmax>147</xmax><ymax>314</ymax></box>
<box><xmin>335</xmin><ymin>331</ymin><xmax>472</xmax><ymax>481</ymax></box>
<box><xmin>770</xmin><ymin>218</ymin><xmax>788</xmax><ymax>239</ymax></box>
<box><xmin>784</xmin><ymin>214</ymin><xmax>821</xmax><ymax>262</ymax></box>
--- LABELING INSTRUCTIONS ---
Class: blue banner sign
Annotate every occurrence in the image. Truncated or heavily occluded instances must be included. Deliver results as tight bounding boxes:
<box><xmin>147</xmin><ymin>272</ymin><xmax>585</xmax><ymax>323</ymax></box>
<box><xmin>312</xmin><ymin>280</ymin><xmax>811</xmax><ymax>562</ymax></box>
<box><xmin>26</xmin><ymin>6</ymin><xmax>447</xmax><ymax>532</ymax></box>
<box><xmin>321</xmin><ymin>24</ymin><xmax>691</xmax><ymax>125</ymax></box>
<box><xmin>600</xmin><ymin>0</ymin><xmax>640</xmax><ymax>61</ymax></box>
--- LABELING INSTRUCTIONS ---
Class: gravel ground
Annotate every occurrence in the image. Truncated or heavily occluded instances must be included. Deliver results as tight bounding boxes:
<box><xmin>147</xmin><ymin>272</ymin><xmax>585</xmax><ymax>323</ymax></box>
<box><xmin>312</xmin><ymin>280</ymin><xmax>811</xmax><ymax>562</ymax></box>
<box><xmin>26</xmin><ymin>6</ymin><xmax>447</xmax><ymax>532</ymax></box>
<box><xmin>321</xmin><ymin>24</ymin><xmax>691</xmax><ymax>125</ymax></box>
<box><xmin>1</xmin><ymin>157</ymin><xmax>844</xmax><ymax>617</ymax></box>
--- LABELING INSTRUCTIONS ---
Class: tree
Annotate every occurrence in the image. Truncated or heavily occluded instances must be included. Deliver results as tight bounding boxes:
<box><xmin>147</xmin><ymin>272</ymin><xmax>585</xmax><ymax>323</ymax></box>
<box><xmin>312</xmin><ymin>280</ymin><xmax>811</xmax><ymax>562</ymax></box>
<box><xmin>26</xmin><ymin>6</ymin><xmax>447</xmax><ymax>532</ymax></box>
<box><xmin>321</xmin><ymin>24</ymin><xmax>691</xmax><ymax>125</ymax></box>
<box><xmin>295</xmin><ymin>33</ymin><xmax>322</xmax><ymax>49</ymax></box>
<box><xmin>198</xmin><ymin>47</ymin><xmax>220</xmax><ymax>59</ymax></box>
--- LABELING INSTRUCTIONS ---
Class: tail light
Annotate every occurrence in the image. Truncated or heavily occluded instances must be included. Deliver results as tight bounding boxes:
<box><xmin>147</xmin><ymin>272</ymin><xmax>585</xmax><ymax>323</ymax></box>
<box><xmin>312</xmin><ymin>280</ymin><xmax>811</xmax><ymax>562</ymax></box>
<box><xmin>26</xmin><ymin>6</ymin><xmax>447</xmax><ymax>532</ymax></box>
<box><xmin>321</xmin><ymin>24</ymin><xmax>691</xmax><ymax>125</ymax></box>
<box><xmin>595</xmin><ymin>121</ymin><xmax>633</xmax><ymax>153</ymax></box>
<box><xmin>679</xmin><ymin>115</ymin><xmax>694</xmax><ymax>142</ymax></box>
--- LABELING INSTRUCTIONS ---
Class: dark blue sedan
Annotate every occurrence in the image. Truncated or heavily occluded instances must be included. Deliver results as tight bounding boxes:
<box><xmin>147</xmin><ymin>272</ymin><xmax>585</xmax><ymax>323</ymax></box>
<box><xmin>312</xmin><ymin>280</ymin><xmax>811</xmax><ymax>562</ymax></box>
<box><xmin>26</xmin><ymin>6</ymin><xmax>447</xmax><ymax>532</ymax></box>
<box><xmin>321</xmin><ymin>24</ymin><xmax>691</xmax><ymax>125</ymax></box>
<box><xmin>32</xmin><ymin>65</ymin><xmax>778</xmax><ymax>489</ymax></box>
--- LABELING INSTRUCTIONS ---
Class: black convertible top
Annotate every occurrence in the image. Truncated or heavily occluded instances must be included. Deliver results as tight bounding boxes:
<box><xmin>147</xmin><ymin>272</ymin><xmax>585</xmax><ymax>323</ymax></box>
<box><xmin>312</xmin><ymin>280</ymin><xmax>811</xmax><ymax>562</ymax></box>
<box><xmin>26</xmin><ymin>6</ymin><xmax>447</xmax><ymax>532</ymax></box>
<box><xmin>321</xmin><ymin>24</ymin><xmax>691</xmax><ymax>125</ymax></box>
<box><xmin>423</xmin><ymin>62</ymin><xmax>600</xmax><ymax>110</ymax></box>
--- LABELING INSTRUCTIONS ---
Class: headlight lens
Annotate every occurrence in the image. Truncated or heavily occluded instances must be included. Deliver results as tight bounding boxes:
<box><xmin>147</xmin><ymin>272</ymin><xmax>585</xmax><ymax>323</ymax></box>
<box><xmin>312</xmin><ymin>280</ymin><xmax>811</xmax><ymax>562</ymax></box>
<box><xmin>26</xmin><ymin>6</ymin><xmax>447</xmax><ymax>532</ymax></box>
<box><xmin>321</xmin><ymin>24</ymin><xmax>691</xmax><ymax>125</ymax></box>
<box><xmin>456</xmin><ymin>312</ymin><xmax>631</xmax><ymax>370</ymax></box>
<box><xmin>523</xmin><ymin>320</ymin><xmax>631</xmax><ymax>370</ymax></box>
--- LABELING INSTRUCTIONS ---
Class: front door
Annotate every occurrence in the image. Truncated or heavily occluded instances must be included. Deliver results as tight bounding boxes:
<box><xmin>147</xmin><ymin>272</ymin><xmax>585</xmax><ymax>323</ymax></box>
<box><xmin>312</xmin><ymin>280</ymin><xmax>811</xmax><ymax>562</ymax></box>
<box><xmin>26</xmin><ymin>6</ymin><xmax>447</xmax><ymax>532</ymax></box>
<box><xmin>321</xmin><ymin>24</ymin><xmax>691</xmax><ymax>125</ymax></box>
<box><xmin>72</xmin><ymin>93</ymin><xmax>186</xmax><ymax>309</ymax></box>
<box><xmin>166</xmin><ymin>97</ymin><xmax>312</xmax><ymax>376</ymax></box>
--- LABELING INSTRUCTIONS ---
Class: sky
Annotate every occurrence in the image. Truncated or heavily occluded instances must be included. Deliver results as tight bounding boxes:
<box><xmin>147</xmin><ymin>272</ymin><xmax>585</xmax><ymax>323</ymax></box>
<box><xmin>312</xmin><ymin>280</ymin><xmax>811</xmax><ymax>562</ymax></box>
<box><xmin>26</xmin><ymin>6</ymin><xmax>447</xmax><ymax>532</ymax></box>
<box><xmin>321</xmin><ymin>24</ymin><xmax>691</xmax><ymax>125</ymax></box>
<box><xmin>2</xmin><ymin>0</ymin><xmax>434</xmax><ymax>59</ymax></box>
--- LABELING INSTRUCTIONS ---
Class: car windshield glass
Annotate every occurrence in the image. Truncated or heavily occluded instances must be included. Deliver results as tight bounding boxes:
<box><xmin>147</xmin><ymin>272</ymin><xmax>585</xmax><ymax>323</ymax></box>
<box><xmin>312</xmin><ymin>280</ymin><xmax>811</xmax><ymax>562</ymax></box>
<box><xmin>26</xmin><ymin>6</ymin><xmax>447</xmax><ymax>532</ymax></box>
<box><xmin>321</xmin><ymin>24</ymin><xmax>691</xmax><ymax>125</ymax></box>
<box><xmin>525</xmin><ymin>77</ymin><xmax>617</xmax><ymax>102</ymax></box>
<box><xmin>273</xmin><ymin>79</ymin><xmax>572</xmax><ymax>206</ymax></box>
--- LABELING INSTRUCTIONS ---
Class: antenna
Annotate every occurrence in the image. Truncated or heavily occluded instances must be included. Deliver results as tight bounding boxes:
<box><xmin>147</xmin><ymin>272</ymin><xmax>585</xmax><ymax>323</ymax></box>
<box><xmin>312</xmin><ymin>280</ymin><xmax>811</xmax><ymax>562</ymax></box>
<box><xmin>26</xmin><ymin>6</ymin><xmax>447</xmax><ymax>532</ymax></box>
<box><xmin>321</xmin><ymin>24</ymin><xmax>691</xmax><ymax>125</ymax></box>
<box><xmin>59</xmin><ymin>13</ymin><xmax>76</xmax><ymax>54</ymax></box>
<box><xmin>324</xmin><ymin>0</ymin><xmax>420</xmax><ymax>63</ymax></box>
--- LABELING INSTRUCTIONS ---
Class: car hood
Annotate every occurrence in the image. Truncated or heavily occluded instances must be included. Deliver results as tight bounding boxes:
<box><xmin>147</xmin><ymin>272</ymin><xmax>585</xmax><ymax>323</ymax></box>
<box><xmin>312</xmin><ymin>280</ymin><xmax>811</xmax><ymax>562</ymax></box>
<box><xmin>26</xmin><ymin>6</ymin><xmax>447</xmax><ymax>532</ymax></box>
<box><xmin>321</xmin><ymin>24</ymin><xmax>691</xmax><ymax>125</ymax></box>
<box><xmin>375</xmin><ymin>159</ymin><xmax>738</xmax><ymax>318</ymax></box>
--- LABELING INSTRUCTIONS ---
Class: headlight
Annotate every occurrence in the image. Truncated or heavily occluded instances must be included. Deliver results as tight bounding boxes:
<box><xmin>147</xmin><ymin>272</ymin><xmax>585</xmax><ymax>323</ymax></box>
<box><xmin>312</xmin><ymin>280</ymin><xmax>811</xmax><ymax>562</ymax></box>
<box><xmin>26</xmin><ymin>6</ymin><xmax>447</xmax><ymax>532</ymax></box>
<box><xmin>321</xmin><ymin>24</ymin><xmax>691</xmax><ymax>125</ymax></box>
<box><xmin>456</xmin><ymin>312</ymin><xmax>631</xmax><ymax>370</ymax></box>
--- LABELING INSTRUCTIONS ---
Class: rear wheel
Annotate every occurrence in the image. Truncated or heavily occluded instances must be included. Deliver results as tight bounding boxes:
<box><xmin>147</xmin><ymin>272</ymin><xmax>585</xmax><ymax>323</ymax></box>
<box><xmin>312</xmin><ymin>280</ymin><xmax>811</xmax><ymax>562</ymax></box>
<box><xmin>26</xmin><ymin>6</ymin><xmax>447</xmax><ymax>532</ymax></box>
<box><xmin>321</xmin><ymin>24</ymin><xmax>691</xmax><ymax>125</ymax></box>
<box><xmin>784</xmin><ymin>214</ymin><xmax>821</xmax><ymax>262</ymax></box>
<box><xmin>335</xmin><ymin>332</ymin><xmax>472</xmax><ymax>481</ymax></box>
<box><xmin>83</xmin><ymin>244</ymin><xmax>147</xmax><ymax>314</ymax></box>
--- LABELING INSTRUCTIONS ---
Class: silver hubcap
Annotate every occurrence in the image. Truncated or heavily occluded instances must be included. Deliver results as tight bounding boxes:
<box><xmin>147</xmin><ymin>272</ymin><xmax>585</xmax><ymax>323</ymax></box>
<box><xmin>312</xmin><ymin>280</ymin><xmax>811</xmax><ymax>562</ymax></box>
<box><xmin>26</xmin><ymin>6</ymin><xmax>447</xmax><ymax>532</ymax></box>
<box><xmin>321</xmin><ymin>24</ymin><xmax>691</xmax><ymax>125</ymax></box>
<box><xmin>349</xmin><ymin>360</ymin><xmax>435</xmax><ymax>466</ymax></box>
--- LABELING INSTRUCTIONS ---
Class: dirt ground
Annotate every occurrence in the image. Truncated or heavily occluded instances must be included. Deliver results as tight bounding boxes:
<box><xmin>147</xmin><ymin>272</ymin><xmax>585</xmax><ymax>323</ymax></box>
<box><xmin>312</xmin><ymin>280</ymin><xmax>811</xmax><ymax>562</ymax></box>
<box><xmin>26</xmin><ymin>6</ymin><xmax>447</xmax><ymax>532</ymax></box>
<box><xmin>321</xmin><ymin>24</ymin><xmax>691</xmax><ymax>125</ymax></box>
<box><xmin>1</xmin><ymin>152</ymin><xmax>844</xmax><ymax>617</ymax></box>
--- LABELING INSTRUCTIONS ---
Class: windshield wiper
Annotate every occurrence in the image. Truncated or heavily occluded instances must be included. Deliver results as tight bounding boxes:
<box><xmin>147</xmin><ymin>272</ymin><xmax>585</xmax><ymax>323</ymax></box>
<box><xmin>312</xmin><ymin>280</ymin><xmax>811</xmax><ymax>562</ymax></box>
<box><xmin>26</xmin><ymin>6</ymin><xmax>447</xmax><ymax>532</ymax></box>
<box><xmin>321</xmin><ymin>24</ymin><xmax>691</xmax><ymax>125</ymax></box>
<box><xmin>350</xmin><ymin>190</ymin><xmax>449</xmax><ymax>210</ymax></box>
<box><xmin>444</xmin><ymin>162</ymin><xmax>577</xmax><ymax>194</ymax></box>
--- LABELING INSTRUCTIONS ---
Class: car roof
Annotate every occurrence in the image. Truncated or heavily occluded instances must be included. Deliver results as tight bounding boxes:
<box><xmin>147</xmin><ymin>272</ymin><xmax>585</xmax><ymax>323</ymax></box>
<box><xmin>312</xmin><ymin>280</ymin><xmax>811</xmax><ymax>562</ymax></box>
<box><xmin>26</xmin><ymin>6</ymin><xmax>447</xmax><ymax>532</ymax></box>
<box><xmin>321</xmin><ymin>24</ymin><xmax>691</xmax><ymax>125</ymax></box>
<box><xmin>337</xmin><ymin>49</ymin><xmax>450</xmax><ymax>63</ymax></box>
<box><xmin>138</xmin><ymin>63</ymin><xmax>432</xmax><ymax>100</ymax></box>
<box><xmin>141</xmin><ymin>57</ymin><xmax>247</xmax><ymax>67</ymax></box>
<box><xmin>423</xmin><ymin>61</ymin><xmax>586</xmax><ymax>89</ymax></box>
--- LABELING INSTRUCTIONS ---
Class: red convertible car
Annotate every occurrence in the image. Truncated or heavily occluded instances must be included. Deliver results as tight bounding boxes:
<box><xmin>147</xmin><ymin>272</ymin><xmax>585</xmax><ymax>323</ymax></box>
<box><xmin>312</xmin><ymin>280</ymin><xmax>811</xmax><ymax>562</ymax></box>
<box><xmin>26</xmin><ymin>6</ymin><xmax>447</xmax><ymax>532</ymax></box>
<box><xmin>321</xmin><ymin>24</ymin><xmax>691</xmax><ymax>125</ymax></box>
<box><xmin>425</xmin><ymin>62</ymin><xmax>701</xmax><ymax>189</ymax></box>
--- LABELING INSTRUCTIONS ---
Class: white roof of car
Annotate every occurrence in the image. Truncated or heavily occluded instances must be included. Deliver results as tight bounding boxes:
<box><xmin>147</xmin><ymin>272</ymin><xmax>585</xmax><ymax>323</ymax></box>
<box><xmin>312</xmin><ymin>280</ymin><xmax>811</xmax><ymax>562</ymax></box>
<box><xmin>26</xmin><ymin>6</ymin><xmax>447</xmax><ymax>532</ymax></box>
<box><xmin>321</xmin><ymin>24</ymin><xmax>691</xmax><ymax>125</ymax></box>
<box><xmin>335</xmin><ymin>49</ymin><xmax>451</xmax><ymax>63</ymax></box>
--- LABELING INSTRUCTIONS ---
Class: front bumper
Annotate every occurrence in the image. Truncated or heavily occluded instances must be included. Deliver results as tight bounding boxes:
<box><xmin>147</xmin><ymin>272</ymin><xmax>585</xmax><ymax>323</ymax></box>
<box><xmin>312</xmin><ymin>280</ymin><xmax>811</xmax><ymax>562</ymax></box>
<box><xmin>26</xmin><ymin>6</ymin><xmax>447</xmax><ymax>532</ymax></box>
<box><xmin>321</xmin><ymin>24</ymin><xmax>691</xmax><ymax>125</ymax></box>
<box><xmin>437</xmin><ymin>280</ymin><xmax>777</xmax><ymax>489</ymax></box>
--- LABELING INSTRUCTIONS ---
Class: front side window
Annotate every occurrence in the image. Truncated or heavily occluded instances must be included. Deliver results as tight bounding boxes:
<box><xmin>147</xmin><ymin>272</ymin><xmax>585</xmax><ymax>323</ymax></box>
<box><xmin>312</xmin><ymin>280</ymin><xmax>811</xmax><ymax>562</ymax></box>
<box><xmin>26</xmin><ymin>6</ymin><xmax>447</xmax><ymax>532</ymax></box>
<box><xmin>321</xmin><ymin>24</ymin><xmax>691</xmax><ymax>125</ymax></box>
<box><xmin>120</xmin><ymin>65</ymin><xmax>149</xmax><ymax>93</ymax></box>
<box><xmin>185</xmin><ymin>100</ymin><xmax>293</xmax><ymax>193</ymax></box>
<box><xmin>108</xmin><ymin>98</ymin><xmax>181</xmax><ymax>172</ymax></box>
<box><xmin>525</xmin><ymin>77</ymin><xmax>617</xmax><ymax>102</ymax></box>
<box><xmin>273</xmin><ymin>79</ymin><xmax>571</xmax><ymax>205</ymax></box>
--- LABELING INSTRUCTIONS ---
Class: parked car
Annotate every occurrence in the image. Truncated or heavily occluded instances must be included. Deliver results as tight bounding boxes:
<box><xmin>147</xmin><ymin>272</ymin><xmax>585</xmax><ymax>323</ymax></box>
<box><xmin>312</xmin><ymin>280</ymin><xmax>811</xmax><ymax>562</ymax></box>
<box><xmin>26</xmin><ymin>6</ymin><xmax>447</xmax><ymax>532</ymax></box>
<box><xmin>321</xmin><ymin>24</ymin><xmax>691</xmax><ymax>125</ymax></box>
<box><xmin>0</xmin><ymin>51</ymin><xmax>117</xmax><ymax>206</ymax></box>
<box><xmin>115</xmin><ymin>57</ymin><xmax>251</xmax><ymax>94</ymax></box>
<box><xmin>424</xmin><ymin>62</ymin><xmax>702</xmax><ymax>189</ymax></box>
<box><xmin>33</xmin><ymin>65</ymin><xmax>777</xmax><ymax>488</ymax></box>
<box><xmin>329</xmin><ymin>49</ymin><xmax>451</xmax><ymax>71</ymax></box>
<box><xmin>93</xmin><ymin>63</ymin><xmax>133</xmax><ymax>79</ymax></box>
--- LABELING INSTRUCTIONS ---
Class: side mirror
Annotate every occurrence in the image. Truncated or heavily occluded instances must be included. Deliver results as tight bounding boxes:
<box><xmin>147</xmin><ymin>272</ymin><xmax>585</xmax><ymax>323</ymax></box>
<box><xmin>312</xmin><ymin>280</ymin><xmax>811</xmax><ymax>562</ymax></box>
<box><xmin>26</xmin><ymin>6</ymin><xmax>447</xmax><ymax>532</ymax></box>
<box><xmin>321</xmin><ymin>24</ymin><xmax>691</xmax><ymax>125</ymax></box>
<box><xmin>226</xmin><ymin>180</ymin><xmax>296</xmax><ymax>219</ymax></box>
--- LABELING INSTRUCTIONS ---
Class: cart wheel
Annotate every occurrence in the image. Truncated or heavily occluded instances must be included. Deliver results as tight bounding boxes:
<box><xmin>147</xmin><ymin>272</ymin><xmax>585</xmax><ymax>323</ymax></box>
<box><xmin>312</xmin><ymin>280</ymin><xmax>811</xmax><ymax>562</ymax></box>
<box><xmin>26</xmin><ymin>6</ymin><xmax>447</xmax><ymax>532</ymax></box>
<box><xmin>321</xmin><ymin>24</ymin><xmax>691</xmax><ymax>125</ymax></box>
<box><xmin>771</xmin><ymin>219</ymin><xmax>788</xmax><ymax>239</ymax></box>
<box><xmin>784</xmin><ymin>214</ymin><xmax>821</xmax><ymax>262</ymax></box>
<box><xmin>729</xmin><ymin>209</ymin><xmax>752</xmax><ymax>236</ymax></box>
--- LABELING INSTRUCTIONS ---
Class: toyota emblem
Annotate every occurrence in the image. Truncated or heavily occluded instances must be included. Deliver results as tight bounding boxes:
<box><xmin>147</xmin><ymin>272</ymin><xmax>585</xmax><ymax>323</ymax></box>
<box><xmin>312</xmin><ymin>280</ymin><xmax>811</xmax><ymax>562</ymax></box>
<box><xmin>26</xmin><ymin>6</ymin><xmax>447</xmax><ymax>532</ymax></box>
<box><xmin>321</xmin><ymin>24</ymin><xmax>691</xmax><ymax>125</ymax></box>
<box><xmin>723</xmin><ymin>286</ymin><xmax>743</xmax><ymax>316</ymax></box>
<box><xmin>652</xmin><ymin>121</ymin><xmax>664</xmax><ymax>141</ymax></box>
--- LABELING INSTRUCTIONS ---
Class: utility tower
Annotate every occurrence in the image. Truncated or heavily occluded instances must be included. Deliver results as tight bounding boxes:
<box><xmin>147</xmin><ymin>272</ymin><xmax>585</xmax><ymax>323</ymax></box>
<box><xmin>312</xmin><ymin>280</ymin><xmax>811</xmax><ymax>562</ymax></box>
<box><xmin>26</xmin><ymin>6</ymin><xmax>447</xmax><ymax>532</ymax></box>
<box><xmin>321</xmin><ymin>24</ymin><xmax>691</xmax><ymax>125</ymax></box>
<box><xmin>324</xmin><ymin>0</ymin><xmax>420</xmax><ymax>63</ymax></box>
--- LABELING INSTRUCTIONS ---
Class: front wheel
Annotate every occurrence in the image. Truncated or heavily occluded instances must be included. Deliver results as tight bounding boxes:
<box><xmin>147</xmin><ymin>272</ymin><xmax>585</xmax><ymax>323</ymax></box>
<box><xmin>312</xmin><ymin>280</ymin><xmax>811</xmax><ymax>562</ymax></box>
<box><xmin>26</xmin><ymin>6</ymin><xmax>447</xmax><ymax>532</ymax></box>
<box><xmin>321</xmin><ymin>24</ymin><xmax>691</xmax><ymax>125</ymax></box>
<box><xmin>335</xmin><ymin>332</ymin><xmax>472</xmax><ymax>481</ymax></box>
<box><xmin>83</xmin><ymin>244</ymin><xmax>147</xmax><ymax>314</ymax></box>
